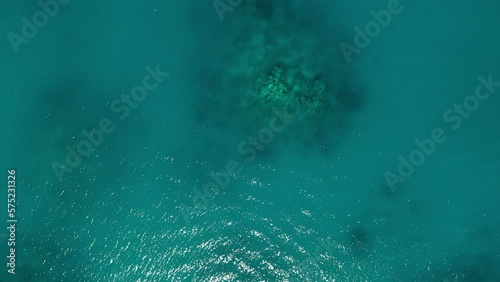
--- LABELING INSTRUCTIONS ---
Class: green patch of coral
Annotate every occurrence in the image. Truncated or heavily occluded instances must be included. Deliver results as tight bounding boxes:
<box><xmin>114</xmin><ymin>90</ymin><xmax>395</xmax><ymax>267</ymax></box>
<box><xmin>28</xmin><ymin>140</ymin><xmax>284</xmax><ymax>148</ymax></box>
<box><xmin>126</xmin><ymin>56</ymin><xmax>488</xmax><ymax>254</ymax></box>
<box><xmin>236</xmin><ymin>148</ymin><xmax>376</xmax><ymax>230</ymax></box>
<box><xmin>256</xmin><ymin>66</ymin><xmax>289</xmax><ymax>109</ymax></box>
<box><xmin>254</xmin><ymin>64</ymin><xmax>328</xmax><ymax>118</ymax></box>
<box><xmin>221</xmin><ymin>1</ymin><xmax>343</xmax><ymax>122</ymax></box>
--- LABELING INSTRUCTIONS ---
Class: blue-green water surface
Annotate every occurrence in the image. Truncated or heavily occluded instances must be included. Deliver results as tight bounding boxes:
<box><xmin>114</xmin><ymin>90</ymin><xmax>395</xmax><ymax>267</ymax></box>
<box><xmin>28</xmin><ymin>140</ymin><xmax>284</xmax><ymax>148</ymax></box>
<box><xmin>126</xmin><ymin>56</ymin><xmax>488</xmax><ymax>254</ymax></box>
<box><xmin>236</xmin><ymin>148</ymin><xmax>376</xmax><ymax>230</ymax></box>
<box><xmin>1</xmin><ymin>1</ymin><xmax>499</xmax><ymax>281</ymax></box>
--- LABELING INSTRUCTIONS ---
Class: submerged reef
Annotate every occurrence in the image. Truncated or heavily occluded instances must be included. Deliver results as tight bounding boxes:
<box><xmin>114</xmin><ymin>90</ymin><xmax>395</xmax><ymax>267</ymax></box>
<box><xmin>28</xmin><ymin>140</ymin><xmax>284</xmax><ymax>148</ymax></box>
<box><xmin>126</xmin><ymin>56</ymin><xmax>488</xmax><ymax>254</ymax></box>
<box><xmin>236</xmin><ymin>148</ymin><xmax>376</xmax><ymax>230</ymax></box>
<box><xmin>226</xmin><ymin>8</ymin><xmax>344</xmax><ymax>123</ymax></box>
<box><xmin>190</xmin><ymin>1</ymin><xmax>361</xmax><ymax>158</ymax></box>
<box><xmin>254</xmin><ymin>64</ymin><xmax>328</xmax><ymax>118</ymax></box>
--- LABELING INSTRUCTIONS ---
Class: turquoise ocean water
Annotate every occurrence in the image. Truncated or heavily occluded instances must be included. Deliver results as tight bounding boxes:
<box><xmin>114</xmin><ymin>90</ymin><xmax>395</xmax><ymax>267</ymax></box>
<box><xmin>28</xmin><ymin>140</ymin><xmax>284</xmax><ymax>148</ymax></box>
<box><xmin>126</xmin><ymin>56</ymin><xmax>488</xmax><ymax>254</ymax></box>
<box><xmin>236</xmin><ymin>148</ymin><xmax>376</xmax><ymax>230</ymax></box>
<box><xmin>1</xmin><ymin>1</ymin><xmax>499</xmax><ymax>281</ymax></box>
